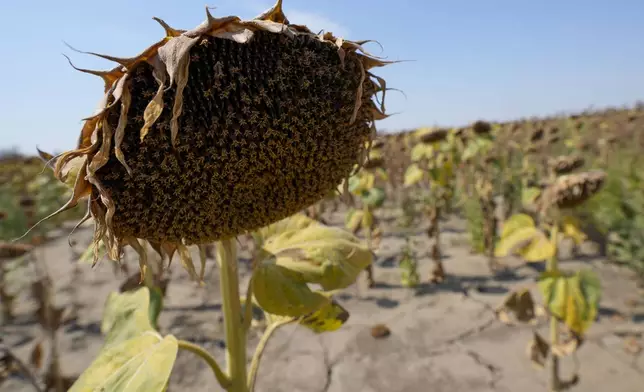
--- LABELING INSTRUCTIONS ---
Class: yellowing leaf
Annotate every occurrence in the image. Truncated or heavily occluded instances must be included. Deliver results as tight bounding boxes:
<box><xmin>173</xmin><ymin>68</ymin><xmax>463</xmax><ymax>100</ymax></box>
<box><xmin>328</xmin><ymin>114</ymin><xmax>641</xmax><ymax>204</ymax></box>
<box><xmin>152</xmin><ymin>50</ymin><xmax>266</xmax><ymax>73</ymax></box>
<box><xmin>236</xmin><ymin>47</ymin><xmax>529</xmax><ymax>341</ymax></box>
<box><xmin>101</xmin><ymin>287</ymin><xmax>155</xmax><ymax>349</ymax></box>
<box><xmin>251</xmin><ymin>215</ymin><xmax>371</xmax><ymax>319</ymax></box>
<box><xmin>561</xmin><ymin>215</ymin><xmax>587</xmax><ymax>245</ymax></box>
<box><xmin>361</xmin><ymin>187</ymin><xmax>386</xmax><ymax>208</ymax></box>
<box><xmin>261</xmin><ymin>223</ymin><xmax>372</xmax><ymax>291</ymax></box>
<box><xmin>344</xmin><ymin>209</ymin><xmax>364</xmax><ymax>233</ymax></box>
<box><xmin>68</xmin><ymin>332</ymin><xmax>177</xmax><ymax>392</ymax></box>
<box><xmin>362</xmin><ymin>208</ymin><xmax>374</xmax><ymax>231</ymax></box>
<box><xmin>494</xmin><ymin>226</ymin><xmax>540</xmax><ymax>258</ymax></box>
<box><xmin>348</xmin><ymin>171</ymin><xmax>375</xmax><ymax>195</ymax></box>
<box><xmin>537</xmin><ymin>270</ymin><xmax>601</xmax><ymax>335</ymax></box>
<box><xmin>500</xmin><ymin>214</ymin><xmax>536</xmax><ymax>240</ymax></box>
<box><xmin>411</xmin><ymin>143</ymin><xmax>434</xmax><ymax>162</ymax></box>
<box><xmin>252</xmin><ymin>214</ymin><xmax>319</xmax><ymax>247</ymax></box>
<box><xmin>435</xmin><ymin>159</ymin><xmax>453</xmax><ymax>187</ymax></box>
<box><xmin>518</xmin><ymin>230</ymin><xmax>556</xmax><ymax>262</ymax></box>
<box><xmin>404</xmin><ymin>164</ymin><xmax>424</xmax><ymax>187</ymax></box>
<box><xmin>299</xmin><ymin>299</ymin><xmax>350</xmax><ymax>333</ymax></box>
<box><xmin>252</xmin><ymin>260</ymin><xmax>330</xmax><ymax>317</ymax></box>
<box><xmin>375</xmin><ymin>168</ymin><xmax>389</xmax><ymax>182</ymax></box>
<box><xmin>521</xmin><ymin>187</ymin><xmax>542</xmax><ymax>206</ymax></box>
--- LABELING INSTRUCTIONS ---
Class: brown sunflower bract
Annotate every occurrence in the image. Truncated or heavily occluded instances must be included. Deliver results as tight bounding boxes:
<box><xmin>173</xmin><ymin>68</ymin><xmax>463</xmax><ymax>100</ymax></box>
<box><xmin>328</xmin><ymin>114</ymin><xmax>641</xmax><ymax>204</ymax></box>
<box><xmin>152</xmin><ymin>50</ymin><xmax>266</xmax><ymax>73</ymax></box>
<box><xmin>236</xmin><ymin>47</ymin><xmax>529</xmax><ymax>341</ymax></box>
<box><xmin>37</xmin><ymin>0</ymin><xmax>391</xmax><ymax>272</ymax></box>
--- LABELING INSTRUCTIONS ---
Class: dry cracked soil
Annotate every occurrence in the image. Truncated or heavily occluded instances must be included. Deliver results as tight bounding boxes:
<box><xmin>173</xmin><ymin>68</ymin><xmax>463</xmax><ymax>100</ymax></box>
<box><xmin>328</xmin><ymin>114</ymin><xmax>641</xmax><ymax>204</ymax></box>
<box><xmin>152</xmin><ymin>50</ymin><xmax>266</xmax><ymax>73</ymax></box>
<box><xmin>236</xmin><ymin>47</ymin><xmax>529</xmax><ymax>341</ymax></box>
<box><xmin>2</xmin><ymin>204</ymin><xmax>644</xmax><ymax>392</ymax></box>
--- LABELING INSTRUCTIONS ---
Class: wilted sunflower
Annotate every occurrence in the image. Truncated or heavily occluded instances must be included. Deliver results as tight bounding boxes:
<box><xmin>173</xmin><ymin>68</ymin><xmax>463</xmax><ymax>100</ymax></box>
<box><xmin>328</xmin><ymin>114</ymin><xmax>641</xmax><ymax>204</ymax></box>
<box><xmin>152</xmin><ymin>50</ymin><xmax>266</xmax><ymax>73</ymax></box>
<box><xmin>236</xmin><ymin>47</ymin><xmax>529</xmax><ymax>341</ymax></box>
<box><xmin>417</xmin><ymin>128</ymin><xmax>448</xmax><ymax>144</ymax></box>
<box><xmin>548</xmin><ymin>155</ymin><xmax>585</xmax><ymax>175</ymax></box>
<box><xmin>35</xmin><ymin>1</ymin><xmax>391</xmax><ymax>271</ymax></box>
<box><xmin>529</xmin><ymin>128</ymin><xmax>544</xmax><ymax>142</ymax></box>
<box><xmin>472</xmin><ymin>120</ymin><xmax>492</xmax><ymax>135</ymax></box>
<box><xmin>539</xmin><ymin>170</ymin><xmax>606</xmax><ymax>211</ymax></box>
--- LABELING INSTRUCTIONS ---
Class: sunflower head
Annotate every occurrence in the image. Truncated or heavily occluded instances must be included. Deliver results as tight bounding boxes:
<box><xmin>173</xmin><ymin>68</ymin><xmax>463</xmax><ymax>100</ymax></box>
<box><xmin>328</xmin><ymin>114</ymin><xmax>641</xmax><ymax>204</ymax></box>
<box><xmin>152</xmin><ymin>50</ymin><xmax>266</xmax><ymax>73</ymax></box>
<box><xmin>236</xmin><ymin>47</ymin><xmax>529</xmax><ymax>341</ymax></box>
<box><xmin>530</xmin><ymin>128</ymin><xmax>544</xmax><ymax>142</ymax></box>
<box><xmin>417</xmin><ymin>128</ymin><xmax>448</xmax><ymax>144</ymax></box>
<box><xmin>540</xmin><ymin>170</ymin><xmax>606</xmax><ymax>210</ymax></box>
<box><xmin>548</xmin><ymin>155</ymin><xmax>585</xmax><ymax>175</ymax></box>
<box><xmin>472</xmin><ymin>120</ymin><xmax>492</xmax><ymax>136</ymax></box>
<box><xmin>36</xmin><ymin>0</ymin><xmax>391</xmax><ymax>276</ymax></box>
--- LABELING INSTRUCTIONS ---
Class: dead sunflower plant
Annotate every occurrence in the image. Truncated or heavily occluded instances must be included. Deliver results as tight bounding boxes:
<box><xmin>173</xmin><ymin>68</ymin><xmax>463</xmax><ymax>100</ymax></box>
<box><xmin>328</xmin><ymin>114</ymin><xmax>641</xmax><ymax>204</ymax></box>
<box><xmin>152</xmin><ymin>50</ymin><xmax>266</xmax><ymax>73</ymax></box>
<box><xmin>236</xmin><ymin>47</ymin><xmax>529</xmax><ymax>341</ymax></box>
<box><xmin>23</xmin><ymin>2</ymin><xmax>392</xmax><ymax>391</ymax></box>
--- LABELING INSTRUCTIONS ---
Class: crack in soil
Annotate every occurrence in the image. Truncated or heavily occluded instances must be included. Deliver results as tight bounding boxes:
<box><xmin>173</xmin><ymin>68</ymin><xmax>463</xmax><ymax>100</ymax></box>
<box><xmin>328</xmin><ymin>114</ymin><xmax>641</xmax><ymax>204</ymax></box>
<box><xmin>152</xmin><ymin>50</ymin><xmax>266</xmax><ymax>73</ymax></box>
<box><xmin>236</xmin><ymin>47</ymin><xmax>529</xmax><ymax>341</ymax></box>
<box><xmin>465</xmin><ymin>349</ymin><xmax>503</xmax><ymax>390</ymax></box>
<box><xmin>442</xmin><ymin>317</ymin><xmax>496</xmax><ymax>347</ymax></box>
<box><xmin>319</xmin><ymin>337</ymin><xmax>333</xmax><ymax>392</ymax></box>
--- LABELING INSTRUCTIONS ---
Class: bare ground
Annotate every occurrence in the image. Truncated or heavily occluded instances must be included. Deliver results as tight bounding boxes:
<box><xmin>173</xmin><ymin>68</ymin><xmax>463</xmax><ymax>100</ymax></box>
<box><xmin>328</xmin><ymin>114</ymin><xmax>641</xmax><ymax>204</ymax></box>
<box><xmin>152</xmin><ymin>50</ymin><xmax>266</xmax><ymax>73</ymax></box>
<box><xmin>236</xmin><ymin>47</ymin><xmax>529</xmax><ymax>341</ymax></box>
<box><xmin>2</xmin><ymin>205</ymin><xmax>644</xmax><ymax>392</ymax></box>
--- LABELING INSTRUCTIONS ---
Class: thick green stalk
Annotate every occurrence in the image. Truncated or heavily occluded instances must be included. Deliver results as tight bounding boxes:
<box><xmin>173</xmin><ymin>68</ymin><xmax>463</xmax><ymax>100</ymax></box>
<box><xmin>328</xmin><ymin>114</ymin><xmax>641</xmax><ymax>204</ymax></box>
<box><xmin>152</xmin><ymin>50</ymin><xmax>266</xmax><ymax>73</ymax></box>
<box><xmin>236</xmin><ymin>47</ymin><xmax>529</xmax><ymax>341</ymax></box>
<box><xmin>216</xmin><ymin>238</ymin><xmax>248</xmax><ymax>392</ymax></box>
<box><xmin>547</xmin><ymin>225</ymin><xmax>560</xmax><ymax>392</ymax></box>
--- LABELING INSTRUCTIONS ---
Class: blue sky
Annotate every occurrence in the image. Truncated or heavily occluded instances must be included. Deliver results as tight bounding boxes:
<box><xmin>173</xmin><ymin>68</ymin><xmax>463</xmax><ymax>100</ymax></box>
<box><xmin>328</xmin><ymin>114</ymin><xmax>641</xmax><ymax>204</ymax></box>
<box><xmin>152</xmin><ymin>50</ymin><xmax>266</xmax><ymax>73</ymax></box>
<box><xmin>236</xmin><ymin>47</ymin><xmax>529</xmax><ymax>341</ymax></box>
<box><xmin>1</xmin><ymin>0</ymin><xmax>642</xmax><ymax>154</ymax></box>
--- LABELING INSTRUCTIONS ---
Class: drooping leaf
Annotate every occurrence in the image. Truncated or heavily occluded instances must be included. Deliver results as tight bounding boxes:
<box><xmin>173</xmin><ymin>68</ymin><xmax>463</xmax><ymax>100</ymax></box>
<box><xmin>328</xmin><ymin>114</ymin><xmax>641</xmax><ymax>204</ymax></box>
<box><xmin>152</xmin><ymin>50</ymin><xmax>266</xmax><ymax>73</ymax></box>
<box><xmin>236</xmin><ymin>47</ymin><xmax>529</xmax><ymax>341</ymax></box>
<box><xmin>361</xmin><ymin>208</ymin><xmax>374</xmax><ymax>231</ymax></box>
<box><xmin>560</xmin><ymin>215</ymin><xmax>587</xmax><ymax>245</ymax></box>
<box><xmin>101</xmin><ymin>287</ymin><xmax>155</xmax><ymax>349</ymax></box>
<box><xmin>374</xmin><ymin>168</ymin><xmax>389</xmax><ymax>182</ymax></box>
<box><xmin>537</xmin><ymin>270</ymin><xmax>601</xmax><ymax>335</ymax></box>
<box><xmin>496</xmin><ymin>289</ymin><xmax>537</xmax><ymax>324</ymax></box>
<box><xmin>68</xmin><ymin>332</ymin><xmax>177</xmax><ymax>392</ymax></box>
<box><xmin>462</xmin><ymin>136</ymin><xmax>493</xmax><ymax>162</ymax></box>
<box><xmin>147</xmin><ymin>286</ymin><xmax>164</xmax><ymax>330</ymax></box>
<box><xmin>411</xmin><ymin>143</ymin><xmax>434</xmax><ymax>162</ymax></box>
<box><xmin>518</xmin><ymin>229</ymin><xmax>556</xmax><ymax>262</ymax></box>
<box><xmin>526</xmin><ymin>332</ymin><xmax>549</xmax><ymax>368</ymax></box>
<box><xmin>500</xmin><ymin>214</ymin><xmax>536</xmax><ymax>239</ymax></box>
<box><xmin>521</xmin><ymin>187</ymin><xmax>542</xmax><ymax>206</ymax></box>
<box><xmin>436</xmin><ymin>159</ymin><xmax>453</xmax><ymax>188</ymax></box>
<box><xmin>252</xmin><ymin>213</ymin><xmax>319</xmax><ymax>247</ymax></box>
<box><xmin>494</xmin><ymin>226</ymin><xmax>540</xmax><ymax>258</ymax></box>
<box><xmin>360</xmin><ymin>187</ymin><xmax>386</xmax><ymax>208</ymax></box>
<box><xmin>260</xmin><ymin>223</ymin><xmax>372</xmax><ymax>291</ymax></box>
<box><xmin>252</xmin><ymin>260</ymin><xmax>330</xmax><ymax>317</ymax></box>
<box><xmin>299</xmin><ymin>299</ymin><xmax>350</xmax><ymax>333</ymax></box>
<box><xmin>348</xmin><ymin>172</ymin><xmax>375</xmax><ymax>195</ymax></box>
<box><xmin>344</xmin><ymin>209</ymin><xmax>364</xmax><ymax>233</ymax></box>
<box><xmin>404</xmin><ymin>164</ymin><xmax>424</xmax><ymax>187</ymax></box>
<box><xmin>496</xmin><ymin>213</ymin><xmax>555</xmax><ymax>261</ymax></box>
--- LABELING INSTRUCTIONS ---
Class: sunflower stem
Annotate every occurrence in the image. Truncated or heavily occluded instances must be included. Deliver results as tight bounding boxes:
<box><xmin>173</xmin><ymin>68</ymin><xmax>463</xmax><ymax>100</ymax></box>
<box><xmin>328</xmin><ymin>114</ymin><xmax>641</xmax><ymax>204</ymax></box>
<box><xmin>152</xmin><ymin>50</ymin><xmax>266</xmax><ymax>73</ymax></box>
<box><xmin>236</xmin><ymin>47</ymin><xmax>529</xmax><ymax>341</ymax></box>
<box><xmin>216</xmin><ymin>238</ymin><xmax>248</xmax><ymax>392</ymax></box>
<box><xmin>547</xmin><ymin>224</ymin><xmax>561</xmax><ymax>392</ymax></box>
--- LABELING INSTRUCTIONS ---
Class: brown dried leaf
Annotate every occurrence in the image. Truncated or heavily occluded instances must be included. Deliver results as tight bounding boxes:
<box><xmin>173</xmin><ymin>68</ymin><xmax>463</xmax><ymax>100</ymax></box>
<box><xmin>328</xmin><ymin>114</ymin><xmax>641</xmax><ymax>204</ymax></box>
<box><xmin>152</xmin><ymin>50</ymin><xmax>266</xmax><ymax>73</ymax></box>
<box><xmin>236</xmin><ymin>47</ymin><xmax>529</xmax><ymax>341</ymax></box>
<box><xmin>551</xmin><ymin>335</ymin><xmax>581</xmax><ymax>357</ymax></box>
<box><xmin>30</xmin><ymin>340</ymin><xmax>43</xmax><ymax>370</ymax></box>
<box><xmin>157</xmin><ymin>35</ymin><xmax>200</xmax><ymax>88</ymax></box>
<box><xmin>142</xmin><ymin>52</ymin><xmax>171</xmax><ymax>139</ymax></box>
<box><xmin>526</xmin><ymin>331</ymin><xmax>549</xmax><ymax>368</ymax></box>
<box><xmin>152</xmin><ymin>17</ymin><xmax>184</xmax><ymax>38</ymax></box>
<box><xmin>113</xmin><ymin>82</ymin><xmax>133</xmax><ymax>175</ymax></box>
<box><xmin>255</xmin><ymin>0</ymin><xmax>289</xmax><ymax>24</ymax></box>
<box><xmin>496</xmin><ymin>289</ymin><xmax>537</xmax><ymax>324</ymax></box>
<box><xmin>177</xmin><ymin>244</ymin><xmax>201</xmax><ymax>284</ymax></box>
